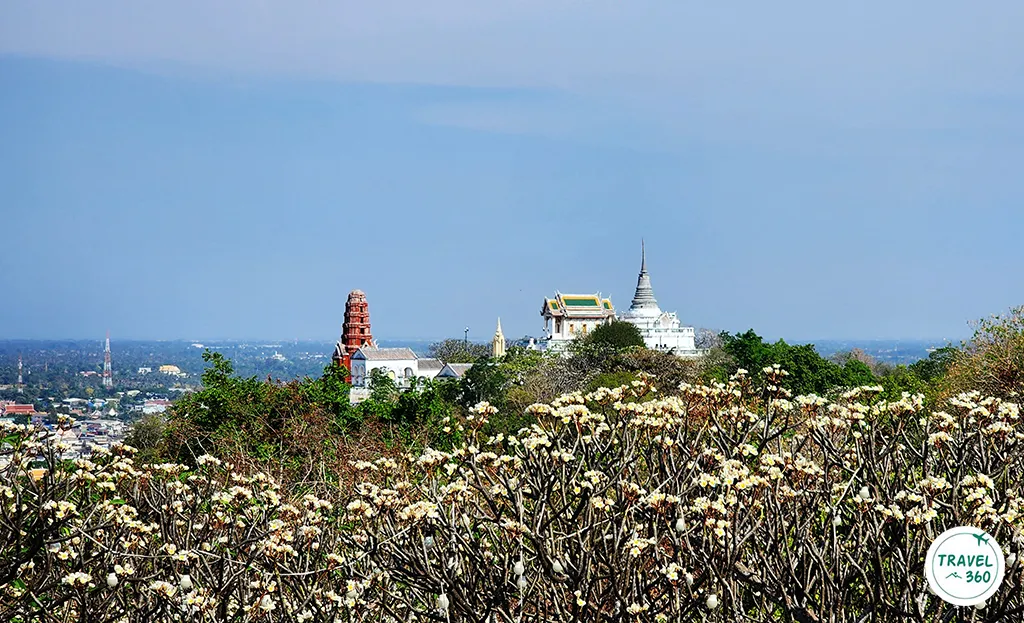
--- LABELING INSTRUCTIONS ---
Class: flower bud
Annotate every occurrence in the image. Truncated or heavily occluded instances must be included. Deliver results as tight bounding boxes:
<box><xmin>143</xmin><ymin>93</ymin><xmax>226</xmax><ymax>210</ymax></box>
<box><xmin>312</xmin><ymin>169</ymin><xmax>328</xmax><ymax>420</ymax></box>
<box><xmin>517</xmin><ymin>575</ymin><xmax>528</xmax><ymax>590</ymax></box>
<box><xmin>706</xmin><ymin>594</ymin><xmax>719</xmax><ymax>609</ymax></box>
<box><xmin>551</xmin><ymin>560</ymin><xmax>564</xmax><ymax>574</ymax></box>
<box><xmin>685</xmin><ymin>573</ymin><xmax>694</xmax><ymax>588</ymax></box>
<box><xmin>675</xmin><ymin>517</ymin><xmax>686</xmax><ymax>533</ymax></box>
<box><xmin>513</xmin><ymin>560</ymin><xmax>525</xmax><ymax>576</ymax></box>
<box><xmin>106</xmin><ymin>572</ymin><xmax>118</xmax><ymax>588</ymax></box>
<box><xmin>437</xmin><ymin>593</ymin><xmax>449</xmax><ymax>611</ymax></box>
<box><xmin>423</xmin><ymin>535</ymin><xmax>435</xmax><ymax>549</ymax></box>
<box><xmin>859</xmin><ymin>486</ymin><xmax>870</xmax><ymax>500</ymax></box>
<box><xmin>975</xmin><ymin>600</ymin><xmax>986</xmax><ymax>611</ymax></box>
<box><xmin>179</xmin><ymin>574</ymin><xmax>192</xmax><ymax>591</ymax></box>
<box><xmin>832</xmin><ymin>515</ymin><xmax>842</xmax><ymax>527</ymax></box>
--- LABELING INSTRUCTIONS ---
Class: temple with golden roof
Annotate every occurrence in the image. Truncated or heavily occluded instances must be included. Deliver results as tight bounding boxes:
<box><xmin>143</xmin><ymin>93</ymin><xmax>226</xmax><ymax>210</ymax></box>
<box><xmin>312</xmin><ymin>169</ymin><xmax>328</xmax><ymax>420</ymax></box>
<box><xmin>537</xmin><ymin>242</ymin><xmax>703</xmax><ymax>357</ymax></box>
<box><xmin>539</xmin><ymin>292</ymin><xmax>617</xmax><ymax>352</ymax></box>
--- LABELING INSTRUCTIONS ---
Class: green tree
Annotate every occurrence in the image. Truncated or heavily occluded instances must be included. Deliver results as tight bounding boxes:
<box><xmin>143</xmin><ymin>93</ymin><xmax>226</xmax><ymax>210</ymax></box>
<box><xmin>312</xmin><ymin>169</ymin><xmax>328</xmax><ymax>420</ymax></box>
<box><xmin>720</xmin><ymin>330</ymin><xmax>771</xmax><ymax>373</ymax></box>
<box><xmin>583</xmin><ymin>321</ymin><xmax>645</xmax><ymax>350</ymax></box>
<box><xmin>390</xmin><ymin>380</ymin><xmax>458</xmax><ymax>445</ymax></box>
<box><xmin>879</xmin><ymin>364</ymin><xmax>927</xmax><ymax>399</ymax></box>
<box><xmin>427</xmin><ymin>339</ymin><xmax>491</xmax><ymax>363</ymax></box>
<box><xmin>300</xmin><ymin>361</ymin><xmax>353</xmax><ymax>424</ymax></box>
<box><xmin>841</xmin><ymin>358</ymin><xmax>877</xmax><ymax>388</ymax></box>
<box><xmin>909</xmin><ymin>345</ymin><xmax>958</xmax><ymax>384</ymax></box>
<box><xmin>360</xmin><ymin>368</ymin><xmax>398</xmax><ymax>421</ymax></box>
<box><xmin>459</xmin><ymin>359</ymin><xmax>508</xmax><ymax>409</ymax></box>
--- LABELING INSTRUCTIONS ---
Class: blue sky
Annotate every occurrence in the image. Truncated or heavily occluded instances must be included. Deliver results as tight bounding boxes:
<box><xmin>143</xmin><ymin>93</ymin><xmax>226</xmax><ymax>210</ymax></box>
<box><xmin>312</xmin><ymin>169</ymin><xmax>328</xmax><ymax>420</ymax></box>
<box><xmin>1</xmin><ymin>2</ymin><xmax>1022</xmax><ymax>342</ymax></box>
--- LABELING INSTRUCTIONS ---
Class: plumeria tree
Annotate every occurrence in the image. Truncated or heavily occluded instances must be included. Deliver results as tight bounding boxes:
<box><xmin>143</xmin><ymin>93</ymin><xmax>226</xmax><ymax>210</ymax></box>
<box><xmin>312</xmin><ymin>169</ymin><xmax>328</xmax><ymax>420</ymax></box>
<box><xmin>2</xmin><ymin>369</ymin><xmax>1023</xmax><ymax>622</ymax></box>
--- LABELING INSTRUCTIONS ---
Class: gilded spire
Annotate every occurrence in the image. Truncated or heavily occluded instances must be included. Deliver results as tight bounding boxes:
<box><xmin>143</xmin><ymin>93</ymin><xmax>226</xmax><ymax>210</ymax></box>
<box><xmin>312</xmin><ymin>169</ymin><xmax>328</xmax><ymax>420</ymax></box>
<box><xmin>492</xmin><ymin>317</ymin><xmax>506</xmax><ymax>358</ymax></box>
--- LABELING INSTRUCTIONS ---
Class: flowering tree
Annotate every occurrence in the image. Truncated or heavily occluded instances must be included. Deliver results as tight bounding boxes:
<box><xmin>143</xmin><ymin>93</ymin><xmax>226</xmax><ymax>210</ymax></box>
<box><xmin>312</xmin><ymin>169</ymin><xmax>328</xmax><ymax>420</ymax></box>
<box><xmin>2</xmin><ymin>370</ymin><xmax>1022</xmax><ymax>622</ymax></box>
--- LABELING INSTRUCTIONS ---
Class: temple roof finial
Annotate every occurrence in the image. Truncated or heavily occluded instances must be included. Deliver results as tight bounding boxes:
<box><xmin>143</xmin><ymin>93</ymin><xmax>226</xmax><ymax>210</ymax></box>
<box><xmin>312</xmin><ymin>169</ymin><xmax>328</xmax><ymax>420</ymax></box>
<box><xmin>641</xmin><ymin>239</ymin><xmax>646</xmax><ymax>273</ymax></box>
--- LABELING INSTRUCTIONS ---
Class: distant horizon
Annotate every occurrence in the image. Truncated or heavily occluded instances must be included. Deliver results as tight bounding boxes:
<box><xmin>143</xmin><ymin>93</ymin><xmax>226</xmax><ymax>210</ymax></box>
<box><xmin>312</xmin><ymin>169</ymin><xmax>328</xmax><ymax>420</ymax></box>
<box><xmin>0</xmin><ymin>334</ymin><xmax>968</xmax><ymax>346</ymax></box>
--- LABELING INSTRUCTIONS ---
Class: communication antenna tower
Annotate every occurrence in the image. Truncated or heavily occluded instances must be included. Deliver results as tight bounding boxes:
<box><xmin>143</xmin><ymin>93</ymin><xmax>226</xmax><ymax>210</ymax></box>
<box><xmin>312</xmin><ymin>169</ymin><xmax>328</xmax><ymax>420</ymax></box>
<box><xmin>103</xmin><ymin>331</ymin><xmax>114</xmax><ymax>389</ymax></box>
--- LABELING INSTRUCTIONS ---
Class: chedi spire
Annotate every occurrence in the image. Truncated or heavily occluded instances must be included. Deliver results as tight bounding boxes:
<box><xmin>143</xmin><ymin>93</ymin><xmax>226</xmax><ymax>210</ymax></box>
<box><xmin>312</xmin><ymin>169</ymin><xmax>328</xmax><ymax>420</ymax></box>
<box><xmin>629</xmin><ymin>240</ymin><xmax>660</xmax><ymax>312</ymax></box>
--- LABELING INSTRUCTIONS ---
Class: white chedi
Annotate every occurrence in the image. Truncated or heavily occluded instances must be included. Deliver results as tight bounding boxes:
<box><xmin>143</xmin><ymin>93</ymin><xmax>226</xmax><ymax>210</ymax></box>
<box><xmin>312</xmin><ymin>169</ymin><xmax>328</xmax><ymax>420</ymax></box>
<box><xmin>617</xmin><ymin>242</ymin><xmax>701</xmax><ymax>357</ymax></box>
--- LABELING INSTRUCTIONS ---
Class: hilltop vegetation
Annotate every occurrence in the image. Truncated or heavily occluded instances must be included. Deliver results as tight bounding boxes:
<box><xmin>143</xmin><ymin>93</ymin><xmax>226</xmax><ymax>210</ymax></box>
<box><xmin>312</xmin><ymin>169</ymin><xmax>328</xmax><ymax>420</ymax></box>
<box><xmin>4</xmin><ymin>307</ymin><xmax>1024</xmax><ymax>621</ymax></box>
<box><xmin>120</xmin><ymin>310</ymin><xmax>1017</xmax><ymax>485</ymax></box>
<box><xmin>4</xmin><ymin>355</ymin><xmax>1024</xmax><ymax>621</ymax></box>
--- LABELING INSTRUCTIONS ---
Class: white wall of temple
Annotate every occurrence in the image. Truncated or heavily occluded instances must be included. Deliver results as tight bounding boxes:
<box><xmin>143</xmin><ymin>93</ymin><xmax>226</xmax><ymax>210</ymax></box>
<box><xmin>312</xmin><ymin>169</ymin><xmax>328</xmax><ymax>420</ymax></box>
<box><xmin>544</xmin><ymin>316</ymin><xmax>612</xmax><ymax>342</ymax></box>
<box><xmin>620</xmin><ymin>312</ymin><xmax>700</xmax><ymax>355</ymax></box>
<box><xmin>350</xmin><ymin>358</ymin><xmax>419</xmax><ymax>388</ymax></box>
<box><xmin>640</xmin><ymin>329</ymin><xmax>698</xmax><ymax>354</ymax></box>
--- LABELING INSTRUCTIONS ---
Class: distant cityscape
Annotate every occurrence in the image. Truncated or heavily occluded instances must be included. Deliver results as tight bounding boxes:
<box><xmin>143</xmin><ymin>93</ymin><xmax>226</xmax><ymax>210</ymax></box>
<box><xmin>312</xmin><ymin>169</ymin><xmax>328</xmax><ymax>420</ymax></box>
<box><xmin>0</xmin><ymin>245</ymin><xmax>960</xmax><ymax>451</ymax></box>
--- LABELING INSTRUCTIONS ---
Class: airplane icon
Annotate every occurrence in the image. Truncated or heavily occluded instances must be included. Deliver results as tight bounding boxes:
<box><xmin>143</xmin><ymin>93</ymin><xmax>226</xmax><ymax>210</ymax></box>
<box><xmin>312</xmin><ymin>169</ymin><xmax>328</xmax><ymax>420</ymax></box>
<box><xmin>972</xmin><ymin>533</ymin><xmax>988</xmax><ymax>547</ymax></box>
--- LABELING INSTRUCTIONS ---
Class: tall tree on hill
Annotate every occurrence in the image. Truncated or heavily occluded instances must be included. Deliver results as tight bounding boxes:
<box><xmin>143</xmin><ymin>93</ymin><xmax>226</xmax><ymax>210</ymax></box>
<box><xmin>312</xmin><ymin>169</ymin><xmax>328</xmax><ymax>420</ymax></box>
<box><xmin>427</xmin><ymin>339</ymin><xmax>491</xmax><ymax>363</ymax></box>
<box><xmin>944</xmin><ymin>305</ymin><xmax>1024</xmax><ymax>399</ymax></box>
<box><xmin>581</xmin><ymin>320</ymin><xmax>646</xmax><ymax>350</ymax></box>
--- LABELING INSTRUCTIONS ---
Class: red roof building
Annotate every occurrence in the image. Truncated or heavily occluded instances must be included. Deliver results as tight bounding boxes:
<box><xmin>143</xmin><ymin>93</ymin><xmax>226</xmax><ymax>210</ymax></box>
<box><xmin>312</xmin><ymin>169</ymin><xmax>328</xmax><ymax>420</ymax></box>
<box><xmin>1</xmin><ymin>403</ymin><xmax>36</xmax><ymax>416</ymax></box>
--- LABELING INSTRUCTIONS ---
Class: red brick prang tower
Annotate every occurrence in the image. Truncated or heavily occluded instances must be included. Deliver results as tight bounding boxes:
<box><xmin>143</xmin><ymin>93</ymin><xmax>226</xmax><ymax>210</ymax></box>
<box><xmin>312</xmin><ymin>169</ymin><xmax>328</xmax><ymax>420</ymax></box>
<box><xmin>333</xmin><ymin>289</ymin><xmax>374</xmax><ymax>379</ymax></box>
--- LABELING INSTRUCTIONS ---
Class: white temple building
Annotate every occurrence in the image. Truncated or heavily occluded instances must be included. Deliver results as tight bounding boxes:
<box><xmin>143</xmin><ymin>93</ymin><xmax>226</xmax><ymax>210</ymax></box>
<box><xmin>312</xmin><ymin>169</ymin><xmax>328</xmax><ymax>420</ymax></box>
<box><xmin>619</xmin><ymin>242</ymin><xmax>702</xmax><ymax>357</ymax></box>
<box><xmin>348</xmin><ymin>347</ymin><xmax>452</xmax><ymax>403</ymax></box>
<box><xmin>348</xmin><ymin>347</ymin><xmax>421</xmax><ymax>389</ymax></box>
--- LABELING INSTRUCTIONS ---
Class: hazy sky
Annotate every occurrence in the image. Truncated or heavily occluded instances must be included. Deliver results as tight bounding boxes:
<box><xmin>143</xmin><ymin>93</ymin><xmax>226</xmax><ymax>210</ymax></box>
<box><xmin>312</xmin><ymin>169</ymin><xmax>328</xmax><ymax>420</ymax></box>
<box><xmin>1</xmin><ymin>2</ymin><xmax>1022</xmax><ymax>342</ymax></box>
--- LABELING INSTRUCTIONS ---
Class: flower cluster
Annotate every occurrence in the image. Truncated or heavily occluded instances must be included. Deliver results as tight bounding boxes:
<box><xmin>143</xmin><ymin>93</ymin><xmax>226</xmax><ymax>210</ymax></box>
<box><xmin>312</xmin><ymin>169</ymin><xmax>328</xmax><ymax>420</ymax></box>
<box><xmin>2</xmin><ymin>372</ymin><xmax>1023</xmax><ymax>622</ymax></box>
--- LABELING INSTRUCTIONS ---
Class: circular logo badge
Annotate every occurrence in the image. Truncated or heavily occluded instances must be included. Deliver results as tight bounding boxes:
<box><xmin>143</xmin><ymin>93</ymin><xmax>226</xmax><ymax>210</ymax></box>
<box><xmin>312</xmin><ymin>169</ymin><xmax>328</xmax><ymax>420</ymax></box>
<box><xmin>925</xmin><ymin>527</ymin><xmax>1004</xmax><ymax>606</ymax></box>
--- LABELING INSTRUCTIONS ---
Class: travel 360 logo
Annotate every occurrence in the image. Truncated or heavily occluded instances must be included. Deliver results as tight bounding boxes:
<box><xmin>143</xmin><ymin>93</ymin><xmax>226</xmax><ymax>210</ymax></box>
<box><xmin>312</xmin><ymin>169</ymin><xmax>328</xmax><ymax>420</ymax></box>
<box><xmin>925</xmin><ymin>527</ymin><xmax>1005</xmax><ymax>607</ymax></box>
